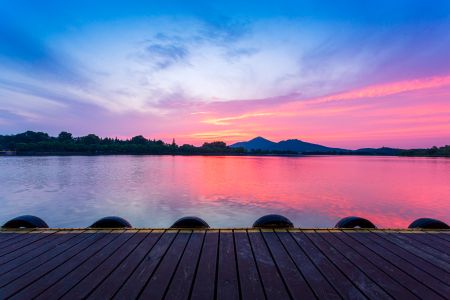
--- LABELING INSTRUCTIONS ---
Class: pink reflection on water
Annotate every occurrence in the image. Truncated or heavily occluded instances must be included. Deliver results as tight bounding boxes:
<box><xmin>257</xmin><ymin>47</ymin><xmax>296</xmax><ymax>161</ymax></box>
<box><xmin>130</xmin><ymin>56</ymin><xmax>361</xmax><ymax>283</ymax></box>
<box><xmin>0</xmin><ymin>155</ymin><xmax>449</xmax><ymax>228</ymax></box>
<box><xmin>169</xmin><ymin>156</ymin><xmax>450</xmax><ymax>228</ymax></box>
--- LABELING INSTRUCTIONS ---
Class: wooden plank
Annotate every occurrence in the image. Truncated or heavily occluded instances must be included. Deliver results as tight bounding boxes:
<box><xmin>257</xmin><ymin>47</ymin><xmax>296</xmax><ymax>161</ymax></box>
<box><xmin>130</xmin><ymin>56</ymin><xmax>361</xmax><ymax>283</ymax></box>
<box><xmin>139</xmin><ymin>230</ymin><xmax>192</xmax><ymax>299</ymax></box>
<box><xmin>0</xmin><ymin>231</ymin><xmax>34</xmax><ymax>246</ymax></box>
<box><xmin>289</xmin><ymin>231</ymin><xmax>365</xmax><ymax>299</ymax></box>
<box><xmin>423</xmin><ymin>232</ymin><xmax>450</xmax><ymax>248</ymax></box>
<box><xmin>322</xmin><ymin>231</ymin><xmax>418</xmax><ymax>299</ymax></box>
<box><xmin>190</xmin><ymin>230</ymin><xmax>219</xmax><ymax>300</ymax></box>
<box><xmin>278</xmin><ymin>230</ymin><xmax>339</xmax><ymax>299</ymax></box>
<box><xmin>346</xmin><ymin>231</ymin><xmax>449</xmax><ymax>298</ymax></box>
<box><xmin>362</xmin><ymin>232</ymin><xmax>450</xmax><ymax>285</ymax></box>
<box><xmin>0</xmin><ymin>231</ymin><xmax>32</xmax><ymax>244</ymax></box>
<box><xmin>0</xmin><ymin>229</ymin><xmax>448</xmax><ymax>300</ymax></box>
<box><xmin>401</xmin><ymin>232</ymin><xmax>450</xmax><ymax>256</ymax></box>
<box><xmin>333</xmin><ymin>231</ymin><xmax>443</xmax><ymax>299</ymax></box>
<box><xmin>9</xmin><ymin>230</ymin><xmax>120</xmax><ymax>299</ymax></box>
<box><xmin>216</xmin><ymin>230</ymin><xmax>240</xmax><ymax>300</ymax></box>
<box><xmin>306</xmin><ymin>231</ymin><xmax>390</xmax><ymax>299</ymax></box>
<box><xmin>0</xmin><ymin>231</ymin><xmax>84</xmax><ymax>276</ymax></box>
<box><xmin>262</xmin><ymin>230</ymin><xmax>316</xmax><ymax>299</ymax></box>
<box><xmin>0</xmin><ymin>231</ymin><xmax>96</xmax><ymax>289</ymax></box>
<box><xmin>426</xmin><ymin>232</ymin><xmax>450</xmax><ymax>243</ymax></box>
<box><xmin>234</xmin><ymin>230</ymin><xmax>265</xmax><ymax>300</ymax></box>
<box><xmin>164</xmin><ymin>230</ymin><xmax>206</xmax><ymax>300</ymax></box>
<box><xmin>61</xmin><ymin>231</ymin><xmax>150</xmax><ymax>299</ymax></box>
<box><xmin>113</xmin><ymin>230</ymin><xmax>178</xmax><ymax>299</ymax></box>
<box><xmin>0</xmin><ymin>231</ymin><xmax>53</xmax><ymax>255</ymax></box>
<box><xmin>247</xmin><ymin>229</ymin><xmax>290</xmax><ymax>300</ymax></box>
<box><xmin>0</xmin><ymin>231</ymin><xmax>68</xmax><ymax>265</ymax></box>
<box><xmin>36</xmin><ymin>231</ymin><xmax>136</xmax><ymax>299</ymax></box>
<box><xmin>87</xmin><ymin>230</ymin><xmax>163</xmax><ymax>299</ymax></box>
<box><xmin>0</xmin><ymin>232</ymin><xmax>107</xmax><ymax>298</ymax></box>
<box><xmin>372</xmin><ymin>231</ymin><xmax>450</xmax><ymax>272</ymax></box>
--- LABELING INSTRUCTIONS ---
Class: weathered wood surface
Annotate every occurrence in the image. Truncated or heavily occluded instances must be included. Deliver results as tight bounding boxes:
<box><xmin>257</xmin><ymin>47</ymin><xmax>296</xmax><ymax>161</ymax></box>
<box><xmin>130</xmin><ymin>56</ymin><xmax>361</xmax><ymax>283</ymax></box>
<box><xmin>0</xmin><ymin>229</ymin><xmax>449</xmax><ymax>299</ymax></box>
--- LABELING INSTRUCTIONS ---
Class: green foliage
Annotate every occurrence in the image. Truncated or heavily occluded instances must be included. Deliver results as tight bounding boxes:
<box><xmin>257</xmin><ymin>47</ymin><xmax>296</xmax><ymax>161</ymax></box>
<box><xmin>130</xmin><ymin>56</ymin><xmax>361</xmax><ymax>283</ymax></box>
<box><xmin>57</xmin><ymin>131</ymin><xmax>73</xmax><ymax>142</ymax></box>
<box><xmin>0</xmin><ymin>131</ymin><xmax>247</xmax><ymax>155</ymax></box>
<box><xmin>130</xmin><ymin>135</ymin><xmax>147</xmax><ymax>144</ymax></box>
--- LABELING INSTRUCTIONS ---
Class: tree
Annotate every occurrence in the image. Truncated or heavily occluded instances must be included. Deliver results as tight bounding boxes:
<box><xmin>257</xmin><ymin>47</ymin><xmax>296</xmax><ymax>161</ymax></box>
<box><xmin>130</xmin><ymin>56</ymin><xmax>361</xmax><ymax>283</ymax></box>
<box><xmin>80</xmin><ymin>134</ymin><xmax>101</xmax><ymax>145</ymax></box>
<box><xmin>131</xmin><ymin>135</ymin><xmax>148</xmax><ymax>144</ymax></box>
<box><xmin>15</xmin><ymin>131</ymin><xmax>50</xmax><ymax>143</ymax></box>
<box><xmin>58</xmin><ymin>131</ymin><xmax>73</xmax><ymax>142</ymax></box>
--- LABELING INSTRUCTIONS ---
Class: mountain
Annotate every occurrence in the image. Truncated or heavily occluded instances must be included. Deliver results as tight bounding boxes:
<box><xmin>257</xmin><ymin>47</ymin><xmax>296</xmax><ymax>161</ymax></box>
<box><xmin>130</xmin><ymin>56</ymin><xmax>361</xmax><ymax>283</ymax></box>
<box><xmin>231</xmin><ymin>137</ymin><xmax>347</xmax><ymax>153</ymax></box>
<box><xmin>231</xmin><ymin>136</ymin><xmax>277</xmax><ymax>150</ymax></box>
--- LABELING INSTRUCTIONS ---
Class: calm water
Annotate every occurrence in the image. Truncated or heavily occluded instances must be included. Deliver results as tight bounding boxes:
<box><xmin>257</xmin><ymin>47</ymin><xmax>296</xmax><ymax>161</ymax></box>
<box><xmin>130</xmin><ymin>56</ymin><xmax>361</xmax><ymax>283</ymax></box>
<box><xmin>0</xmin><ymin>155</ymin><xmax>449</xmax><ymax>228</ymax></box>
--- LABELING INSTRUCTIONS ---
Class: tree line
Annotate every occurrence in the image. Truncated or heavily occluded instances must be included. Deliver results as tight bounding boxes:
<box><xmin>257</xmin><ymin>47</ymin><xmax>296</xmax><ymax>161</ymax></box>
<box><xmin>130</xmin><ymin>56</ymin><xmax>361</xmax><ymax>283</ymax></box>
<box><xmin>0</xmin><ymin>131</ymin><xmax>448</xmax><ymax>156</ymax></box>
<box><xmin>399</xmin><ymin>145</ymin><xmax>450</xmax><ymax>157</ymax></box>
<box><xmin>0</xmin><ymin>131</ymin><xmax>251</xmax><ymax>155</ymax></box>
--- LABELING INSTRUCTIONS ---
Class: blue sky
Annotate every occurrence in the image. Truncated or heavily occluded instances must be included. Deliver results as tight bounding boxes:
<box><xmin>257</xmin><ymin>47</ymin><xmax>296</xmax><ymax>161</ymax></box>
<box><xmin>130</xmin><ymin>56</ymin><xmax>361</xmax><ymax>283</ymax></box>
<box><xmin>1</xmin><ymin>1</ymin><xmax>450</xmax><ymax>148</ymax></box>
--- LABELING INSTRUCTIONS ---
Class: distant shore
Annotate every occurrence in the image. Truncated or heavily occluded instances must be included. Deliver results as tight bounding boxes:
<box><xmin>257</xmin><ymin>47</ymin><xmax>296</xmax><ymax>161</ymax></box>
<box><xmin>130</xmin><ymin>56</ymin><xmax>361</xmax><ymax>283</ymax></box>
<box><xmin>1</xmin><ymin>131</ymin><xmax>449</xmax><ymax>158</ymax></box>
<box><xmin>2</xmin><ymin>151</ymin><xmax>450</xmax><ymax>158</ymax></box>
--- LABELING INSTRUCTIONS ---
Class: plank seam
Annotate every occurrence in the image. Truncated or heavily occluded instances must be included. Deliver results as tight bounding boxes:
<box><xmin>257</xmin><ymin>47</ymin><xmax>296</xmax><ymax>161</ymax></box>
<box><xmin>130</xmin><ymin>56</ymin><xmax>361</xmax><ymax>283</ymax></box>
<box><xmin>214</xmin><ymin>229</ymin><xmax>221</xmax><ymax>300</ymax></box>
<box><xmin>0</xmin><ymin>232</ymin><xmax>58</xmax><ymax>259</ymax></box>
<box><xmin>342</xmin><ymin>231</ymin><xmax>447</xmax><ymax>299</ymax></box>
<box><xmin>109</xmin><ymin>229</ymin><xmax>168</xmax><ymax>299</ymax></box>
<box><xmin>161</xmin><ymin>231</ymin><xmax>194</xmax><ymax>299</ymax></box>
<box><xmin>273</xmin><ymin>230</ymin><xmax>320</xmax><ymax>299</ymax></box>
<box><xmin>259</xmin><ymin>229</ymin><xmax>293</xmax><ymax>300</ymax></box>
<box><xmin>0</xmin><ymin>230</ymin><xmax>93</xmax><ymax>288</ymax></box>
<box><xmin>369</xmin><ymin>230</ymin><xmax>450</xmax><ymax>274</ymax></box>
<box><xmin>32</xmin><ymin>230</ymin><xmax>127</xmax><ymax>299</ymax></box>
<box><xmin>134</xmin><ymin>230</ymin><xmax>181</xmax><ymax>299</ymax></box>
<box><xmin>362</xmin><ymin>231</ymin><xmax>450</xmax><ymax>285</ymax></box>
<box><xmin>423</xmin><ymin>232</ymin><xmax>450</xmax><ymax>246</ymax></box>
<box><xmin>300</xmin><ymin>230</ymin><xmax>370</xmax><ymax>299</ymax></box>
<box><xmin>187</xmin><ymin>230</ymin><xmax>207</xmax><ymax>300</ymax></box>
<box><xmin>58</xmin><ymin>230</ymin><xmax>141</xmax><ymax>299</ymax></box>
<box><xmin>232</xmin><ymin>230</ymin><xmax>243</xmax><ymax>300</ymax></box>
<box><xmin>0</xmin><ymin>232</ymin><xmax>40</xmax><ymax>251</ymax></box>
<box><xmin>245</xmin><ymin>229</ymin><xmax>268</xmax><ymax>300</ymax></box>
<box><xmin>4</xmin><ymin>230</ymin><xmax>110</xmax><ymax>298</ymax></box>
<box><xmin>315</xmin><ymin>230</ymin><xmax>395</xmax><ymax>299</ymax></box>
<box><xmin>285</xmin><ymin>230</ymin><xmax>342</xmax><ymax>299</ymax></box>
<box><xmin>399</xmin><ymin>232</ymin><xmax>450</xmax><ymax>255</ymax></box>
<box><xmin>0</xmin><ymin>230</ymin><xmax>85</xmax><ymax>271</ymax></box>
<box><xmin>82</xmin><ymin>230</ymin><xmax>153</xmax><ymax>299</ymax></box>
<box><xmin>328</xmin><ymin>230</ymin><xmax>422</xmax><ymax>298</ymax></box>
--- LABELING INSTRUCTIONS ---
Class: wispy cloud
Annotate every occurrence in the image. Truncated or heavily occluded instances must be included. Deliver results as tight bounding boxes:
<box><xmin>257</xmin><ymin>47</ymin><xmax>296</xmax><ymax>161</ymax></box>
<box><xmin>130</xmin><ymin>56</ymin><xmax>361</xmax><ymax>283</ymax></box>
<box><xmin>190</xmin><ymin>129</ymin><xmax>251</xmax><ymax>142</ymax></box>
<box><xmin>203</xmin><ymin>112</ymin><xmax>275</xmax><ymax>125</ymax></box>
<box><xmin>305</xmin><ymin>74</ymin><xmax>450</xmax><ymax>105</ymax></box>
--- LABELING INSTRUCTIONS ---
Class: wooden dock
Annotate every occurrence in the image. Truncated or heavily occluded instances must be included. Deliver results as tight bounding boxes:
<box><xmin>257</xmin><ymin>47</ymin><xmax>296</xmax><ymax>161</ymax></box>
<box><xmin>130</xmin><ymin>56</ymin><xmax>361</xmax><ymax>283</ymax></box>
<box><xmin>0</xmin><ymin>229</ymin><xmax>449</xmax><ymax>299</ymax></box>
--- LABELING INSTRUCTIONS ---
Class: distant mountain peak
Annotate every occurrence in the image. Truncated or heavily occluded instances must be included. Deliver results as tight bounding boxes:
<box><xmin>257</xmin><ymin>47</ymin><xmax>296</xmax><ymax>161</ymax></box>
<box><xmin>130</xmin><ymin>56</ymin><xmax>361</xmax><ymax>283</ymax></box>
<box><xmin>250</xmin><ymin>136</ymin><xmax>272</xmax><ymax>142</ymax></box>
<box><xmin>231</xmin><ymin>136</ymin><xmax>344</xmax><ymax>153</ymax></box>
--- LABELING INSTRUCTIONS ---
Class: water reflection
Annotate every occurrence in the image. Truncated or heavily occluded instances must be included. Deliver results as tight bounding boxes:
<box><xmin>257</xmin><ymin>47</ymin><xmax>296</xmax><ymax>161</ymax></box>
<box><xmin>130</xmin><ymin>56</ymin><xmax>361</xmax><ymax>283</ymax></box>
<box><xmin>0</xmin><ymin>155</ymin><xmax>449</xmax><ymax>228</ymax></box>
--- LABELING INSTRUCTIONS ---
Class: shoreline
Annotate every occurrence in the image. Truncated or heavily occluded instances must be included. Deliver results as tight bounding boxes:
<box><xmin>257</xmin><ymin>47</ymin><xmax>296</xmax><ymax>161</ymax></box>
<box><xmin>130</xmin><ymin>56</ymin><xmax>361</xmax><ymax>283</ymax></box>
<box><xmin>1</xmin><ymin>152</ymin><xmax>449</xmax><ymax>158</ymax></box>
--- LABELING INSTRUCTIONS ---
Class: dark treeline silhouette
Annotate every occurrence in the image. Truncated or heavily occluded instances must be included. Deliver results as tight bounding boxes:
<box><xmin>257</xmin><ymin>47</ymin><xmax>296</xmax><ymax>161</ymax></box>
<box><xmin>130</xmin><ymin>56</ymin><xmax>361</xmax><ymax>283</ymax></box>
<box><xmin>399</xmin><ymin>145</ymin><xmax>450</xmax><ymax>157</ymax></box>
<box><xmin>0</xmin><ymin>131</ymin><xmax>448</xmax><ymax>157</ymax></box>
<box><xmin>0</xmin><ymin>131</ymin><xmax>295</xmax><ymax>155</ymax></box>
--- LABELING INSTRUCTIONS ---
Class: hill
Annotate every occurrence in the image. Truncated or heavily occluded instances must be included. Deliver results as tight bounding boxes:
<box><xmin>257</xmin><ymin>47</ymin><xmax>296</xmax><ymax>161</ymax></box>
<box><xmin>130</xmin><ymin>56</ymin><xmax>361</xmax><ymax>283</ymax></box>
<box><xmin>231</xmin><ymin>137</ymin><xmax>347</xmax><ymax>153</ymax></box>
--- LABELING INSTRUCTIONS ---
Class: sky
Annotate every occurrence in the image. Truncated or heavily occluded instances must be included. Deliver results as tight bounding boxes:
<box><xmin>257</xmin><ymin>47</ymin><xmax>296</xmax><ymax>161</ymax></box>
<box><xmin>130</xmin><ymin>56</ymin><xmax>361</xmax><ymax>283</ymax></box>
<box><xmin>0</xmin><ymin>1</ymin><xmax>450</xmax><ymax>149</ymax></box>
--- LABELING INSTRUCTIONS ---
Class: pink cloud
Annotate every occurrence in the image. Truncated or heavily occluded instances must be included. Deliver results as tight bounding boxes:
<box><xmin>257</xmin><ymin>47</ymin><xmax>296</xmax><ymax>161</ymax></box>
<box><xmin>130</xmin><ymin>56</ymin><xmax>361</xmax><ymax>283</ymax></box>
<box><xmin>178</xmin><ymin>74</ymin><xmax>450</xmax><ymax>148</ymax></box>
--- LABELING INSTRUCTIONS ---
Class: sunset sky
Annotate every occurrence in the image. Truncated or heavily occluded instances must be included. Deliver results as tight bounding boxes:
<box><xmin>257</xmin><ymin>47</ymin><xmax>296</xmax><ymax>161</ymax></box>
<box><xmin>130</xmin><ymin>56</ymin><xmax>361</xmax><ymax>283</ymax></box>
<box><xmin>1</xmin><ymin>1</ymin><xmax>450</xmax><ymax>149</ymax></box>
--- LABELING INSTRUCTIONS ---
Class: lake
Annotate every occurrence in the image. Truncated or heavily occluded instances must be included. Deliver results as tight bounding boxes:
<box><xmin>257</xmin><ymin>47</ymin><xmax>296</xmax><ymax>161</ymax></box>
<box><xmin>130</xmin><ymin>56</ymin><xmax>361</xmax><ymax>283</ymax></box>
<box><xmin>0</xmin><ymin>155</ymin><xmax>449</xmax><ymax>228</ymax></box>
